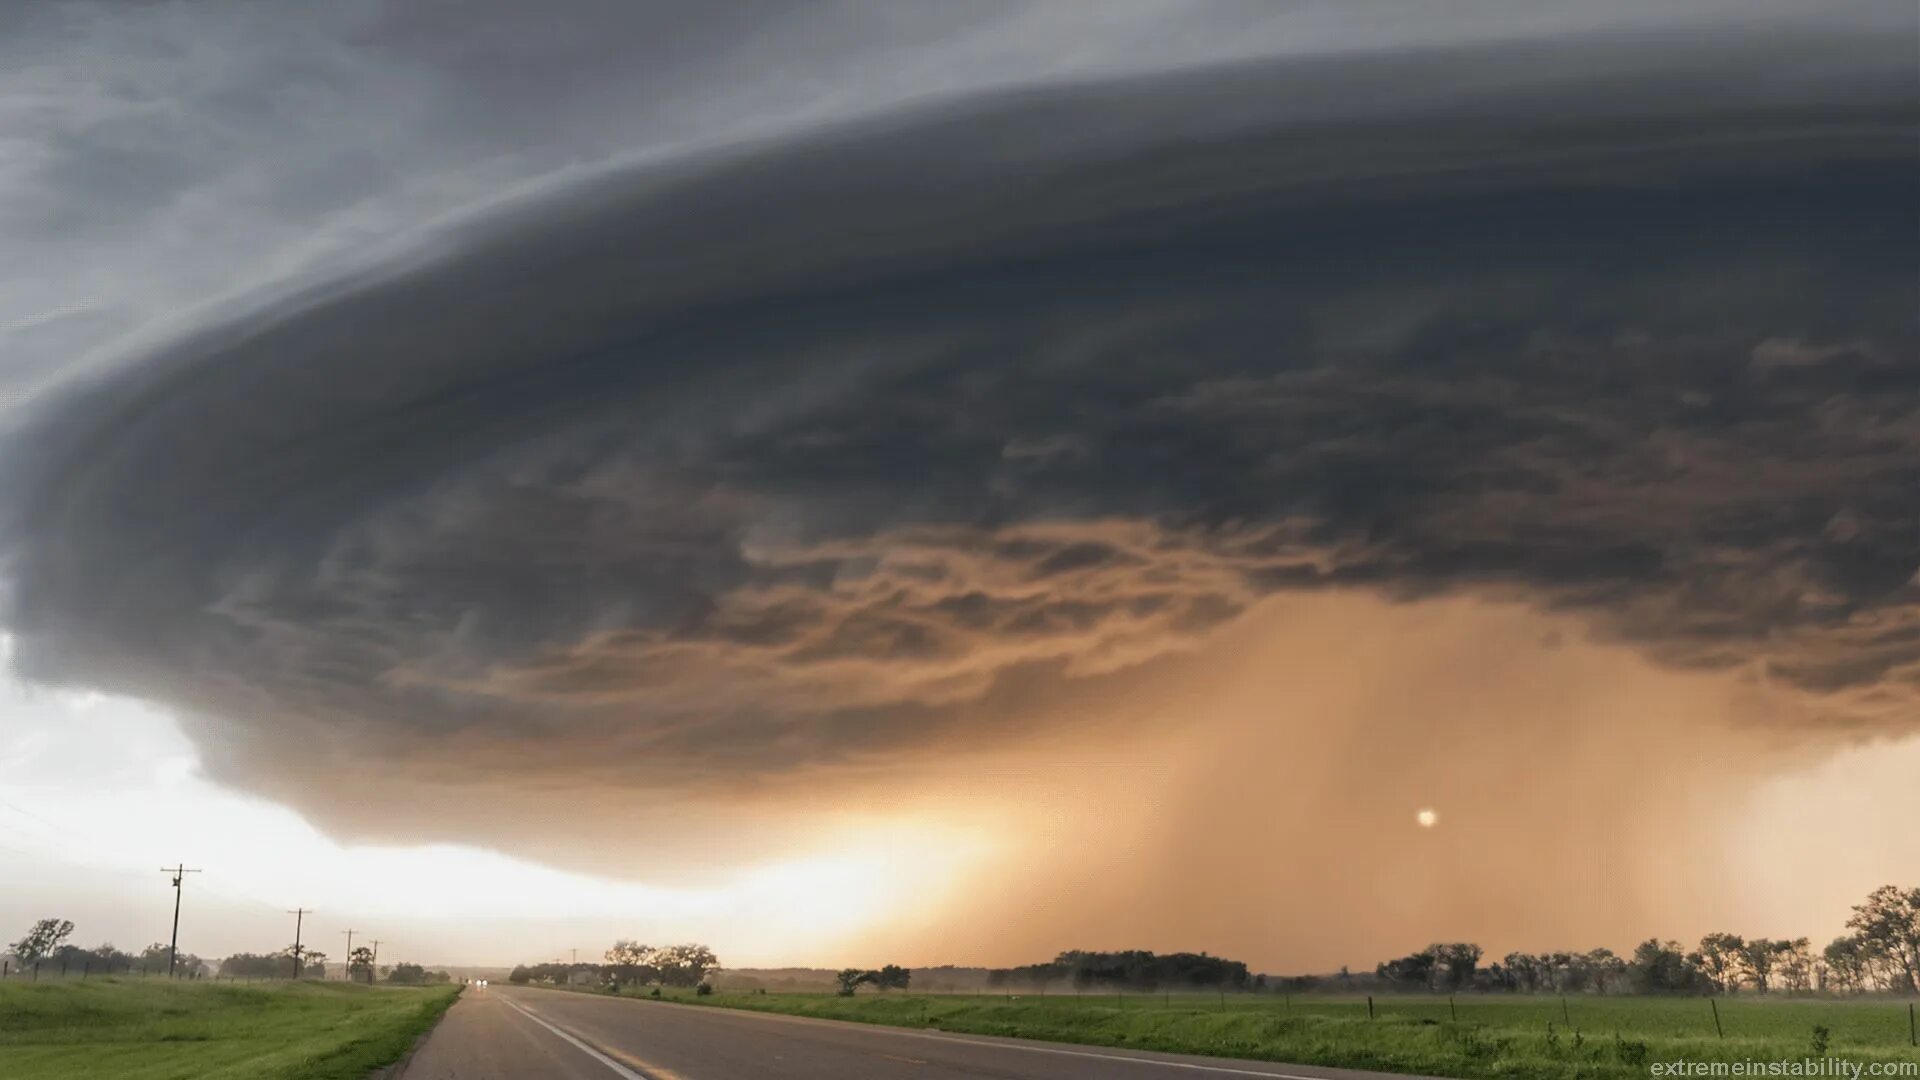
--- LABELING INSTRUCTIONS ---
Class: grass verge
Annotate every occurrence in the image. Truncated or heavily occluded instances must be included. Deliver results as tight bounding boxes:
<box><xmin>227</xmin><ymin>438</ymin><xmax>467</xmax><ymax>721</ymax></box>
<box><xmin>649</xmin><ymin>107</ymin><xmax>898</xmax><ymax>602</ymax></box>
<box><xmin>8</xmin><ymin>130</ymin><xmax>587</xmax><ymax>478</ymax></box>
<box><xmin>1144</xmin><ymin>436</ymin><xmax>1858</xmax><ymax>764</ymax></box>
<box><xmin>0</xmin><ymin>977</ymin><xmax>460</xmax><ymax>1080</ymax></box>
<box><xmin>567</xmin><ymin>986</ymin><xmax>1920</xmax><ymax>1080</ymax></box>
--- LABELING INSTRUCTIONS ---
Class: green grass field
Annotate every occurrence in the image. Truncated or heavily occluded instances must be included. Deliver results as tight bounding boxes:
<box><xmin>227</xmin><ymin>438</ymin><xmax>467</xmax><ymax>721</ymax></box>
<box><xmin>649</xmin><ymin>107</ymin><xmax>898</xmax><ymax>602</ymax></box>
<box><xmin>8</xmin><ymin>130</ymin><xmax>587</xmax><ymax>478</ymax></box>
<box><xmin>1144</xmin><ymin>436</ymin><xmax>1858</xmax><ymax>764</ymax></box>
<box><xmin>604</xmin><ymin>987</ymin><xmax>1920</xmax><ymax>1080</ymax></box>
<box><xmin>0</xmin><ymin>977</ymin><xmax>459</xmax><ymax>1080</ymax></box>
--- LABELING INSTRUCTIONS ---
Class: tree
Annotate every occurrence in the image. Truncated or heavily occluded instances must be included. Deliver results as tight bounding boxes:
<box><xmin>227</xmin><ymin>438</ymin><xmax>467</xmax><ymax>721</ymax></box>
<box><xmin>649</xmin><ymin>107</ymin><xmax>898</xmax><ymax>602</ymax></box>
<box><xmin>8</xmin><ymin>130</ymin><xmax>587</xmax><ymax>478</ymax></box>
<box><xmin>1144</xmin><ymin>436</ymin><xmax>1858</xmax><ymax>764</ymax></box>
<box><xmin>1007</xmin><ymin>963</ymin><xmax>1066</xmax><ymax>993</ymax></box>
<box><xmin>1776</xmin><ymin>939</ymin><xmax>1813</xmax><ymax>994</ymax></box>
<box><xmin>302</xmin><ymin>950</ymin><xmax>329</xmax><ymax>980</ymax></box>
<box><xmin>1847</xmin><ymin>885</ymin><xmax>1920</xmax><ymax>995</ymax></box>
<box><xmin>1376</xmin><ymin>949</ymin><xmax>1437</xmax><ymax>989</ymax></box>
<box><xmin>651</xmin><ymin>944</ymin><xmax>719</xmax><ymax>988</ymax></box>
<box><xmin>86</xmin><ymin>943</ymin><xmax>135</xmax><ymax>974</ymax></box>
<box><xmin>140</xmin><ymin>943</ymin><xmax>174</xmax><ymax>971</ymax></box>
<box><xmin>387</xmin><ymin>962</ymin><xmax>451</xmax><ymax>985</ymax></box>
<box><xmin>220</xmin><ymin>952</ymin><xmax>287</xmax><ymax>979</ymax></box>
<box><xmin>1548</xmin><ymin>951</ymin><xmax>1584</xmax><ymax>993</ymax></box>
<box><xmin>1824</xmin><ymin>936</ymin><xmax>1868</xmax><ymax>994</ymax></box>
<box><xmin>279</xmin><ymin>944</ymin><xmax>308</xmax><ymax>978</ymax></box>
<box><xmin>1504</xmin><ymin>952</ymin><xmax>1546</xmax><ymax>993</ymax></box>
<box><xmin>1586</xmin><ymin>948</ymin><xmax>1627</xmax><ymax>995</ymax></box>
<box><xmin>604</xmin><ymin>940</ymin><xmax>658</xmax><ymax>987</ymax></box>
<box><xmin>1741</xmin><ymin>938</ymin><xmax>1779</xmax><ymax>993</ymax></box>
<box><xmin>1628</xmin><ymin>939</ymin><xmax>1707</xmax><ymax>994</ymax></box>
<box><xmin>1046</xmin><ymin>949</ymin><xmax>1247</xmax><ymax>991</ymax></box>
<box><xmin>1697</xmin><ymin>933</ymin><xmax>1746</xmax><ymax>993</ymax></box>
<box><xmin>836</xmin><ymin>968</ymin><xmax>874</xmax><ymax>996</ymax></box>
<box><xmin>873</xmin><ymin>964</ymin><xmax>911</xmax><ymax>991</ymax></box>
<box><xmin>10</xmin><ymin>918</ymin><xmax>75</xmax><ymax>965</ymax></box>
<box><xmin>349</xmin><ymin>946</ymin><xmax>376</xmax><ymax>983</ymax></box>
<box><xmin>1431</xmin><ymin>944</ymin><xmax>1483</xmax><ymax>991</ymax></box>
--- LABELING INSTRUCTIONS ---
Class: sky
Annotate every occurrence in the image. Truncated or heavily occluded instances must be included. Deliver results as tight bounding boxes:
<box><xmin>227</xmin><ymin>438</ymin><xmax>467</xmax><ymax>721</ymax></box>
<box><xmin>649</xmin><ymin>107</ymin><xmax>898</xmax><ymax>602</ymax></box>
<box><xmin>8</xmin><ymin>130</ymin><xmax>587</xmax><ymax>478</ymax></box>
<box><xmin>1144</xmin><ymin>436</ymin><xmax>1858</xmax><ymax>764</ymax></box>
<box><xmin>1</xmin><ymin>1</ymin><xmax>1915</xmax><ymax>971</ymax></box>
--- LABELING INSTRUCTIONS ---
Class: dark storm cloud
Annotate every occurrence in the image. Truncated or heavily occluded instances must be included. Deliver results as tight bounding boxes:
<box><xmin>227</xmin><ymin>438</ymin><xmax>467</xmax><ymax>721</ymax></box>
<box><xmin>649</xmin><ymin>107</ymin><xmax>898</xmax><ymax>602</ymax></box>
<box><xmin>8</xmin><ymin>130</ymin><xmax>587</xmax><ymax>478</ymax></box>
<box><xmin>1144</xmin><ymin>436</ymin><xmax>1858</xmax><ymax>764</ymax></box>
<box><xmin>2</xmin><ymin>9</ymin><xmax>1916</xmax><ymax>821</ymax></box>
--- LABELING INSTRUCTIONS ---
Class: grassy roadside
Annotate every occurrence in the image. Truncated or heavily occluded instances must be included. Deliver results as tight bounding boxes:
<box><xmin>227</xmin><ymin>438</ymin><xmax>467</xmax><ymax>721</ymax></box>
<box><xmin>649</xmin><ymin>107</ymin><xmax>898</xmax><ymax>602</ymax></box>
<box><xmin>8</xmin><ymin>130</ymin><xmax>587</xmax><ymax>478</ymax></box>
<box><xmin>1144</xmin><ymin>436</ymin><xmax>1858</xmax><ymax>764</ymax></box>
<box><xmin>556</xmin><ymin>986</ymin><xmax>1920</xmax><ymax>1080</ymax></box>
<box><xmin>0</xmin><ymin>977</ymin><xmax>460</xmax><ymax>1080</ymax></box>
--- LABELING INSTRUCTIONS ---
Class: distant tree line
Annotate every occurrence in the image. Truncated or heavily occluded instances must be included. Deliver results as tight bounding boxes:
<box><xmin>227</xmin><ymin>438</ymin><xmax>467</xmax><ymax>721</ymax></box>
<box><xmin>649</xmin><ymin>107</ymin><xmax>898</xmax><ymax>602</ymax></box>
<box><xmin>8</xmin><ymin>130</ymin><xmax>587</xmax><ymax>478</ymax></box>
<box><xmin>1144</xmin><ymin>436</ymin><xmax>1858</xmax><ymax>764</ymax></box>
<box><xmin>384</xmin><ymin>962</ymin><xmax>453</xmax><ymax>985</ymax></box>
<box><xmin>962</xmin><ymin>886</ymin><xmax>1915</xmax><ymax>999</ymax></box>
<box><xmin>508</xmin><ymin>942</ymin><xmax>720</xmax><ymax>989</ymax></box>
<box><xmin>2</xmin><ymin>915</ymin><xmax>465</xmax><ymax>984</ymax></box>
<box><xmin>987</xmin><ymin>950</ymin><xmax>1251</xmax><ymax>992</ymax></box>
<box><xmin>507</xmin><ymin>961</ymin><xmax>586</xmax><ymax>985</ymax></box>
<box><xmin>1362</xmin><ymin>885</ymin><xmax>1917</xmax><ymax>996</ymax></box>
<box><xmin>4</xmin><ymin>918</ymin><xmax>208</xmax><ymax>977</ymax></box>
<box><xmin>220</xmin><ymin>949</ymin><xmax>446</xmax><ymax>983</ymax></box>
<box><xmin>219</xmin><ymin>948</ymin><xmax>330</xmax><ymax>980</ymax></box>
<box><xmin>836</xmin><ymin>964</ymin><xmax>911</xmax><ymax>995</ymax></box>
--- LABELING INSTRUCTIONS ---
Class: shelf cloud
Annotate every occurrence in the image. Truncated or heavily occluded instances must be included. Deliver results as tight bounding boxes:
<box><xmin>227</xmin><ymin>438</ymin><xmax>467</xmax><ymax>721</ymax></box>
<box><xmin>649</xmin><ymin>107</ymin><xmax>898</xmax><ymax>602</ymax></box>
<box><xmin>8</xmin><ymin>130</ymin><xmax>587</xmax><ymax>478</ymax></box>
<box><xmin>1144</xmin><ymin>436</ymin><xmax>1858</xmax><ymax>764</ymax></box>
<box><xmin>1</xmin><ymin>3</ymin><xmax>1914</xmax><ymax>887</ymax></box>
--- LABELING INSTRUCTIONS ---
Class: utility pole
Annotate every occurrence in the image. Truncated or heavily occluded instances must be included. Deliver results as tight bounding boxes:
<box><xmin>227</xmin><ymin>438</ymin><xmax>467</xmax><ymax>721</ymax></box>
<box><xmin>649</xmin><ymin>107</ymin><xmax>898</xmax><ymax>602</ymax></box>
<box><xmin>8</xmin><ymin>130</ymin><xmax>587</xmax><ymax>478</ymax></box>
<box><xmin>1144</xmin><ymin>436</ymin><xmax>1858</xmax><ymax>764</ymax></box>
<box><xmin>159</xmin><ymin>865</ymin><xmax>201</xmax><ymax>978</ymax></box>
<box><xmin>341</xmin><ymin>929</ymin><xmax>357</xmax><ymax>982</ymax></box>
<box><xmin>368</xmin><ymin>939</ymin><xmax>383</xmax><ymax>984</ymax></box>
<box><xmin>287</xmin><ymin>909</ymin><xmax>311</xmax><ymax>979</ymax></box>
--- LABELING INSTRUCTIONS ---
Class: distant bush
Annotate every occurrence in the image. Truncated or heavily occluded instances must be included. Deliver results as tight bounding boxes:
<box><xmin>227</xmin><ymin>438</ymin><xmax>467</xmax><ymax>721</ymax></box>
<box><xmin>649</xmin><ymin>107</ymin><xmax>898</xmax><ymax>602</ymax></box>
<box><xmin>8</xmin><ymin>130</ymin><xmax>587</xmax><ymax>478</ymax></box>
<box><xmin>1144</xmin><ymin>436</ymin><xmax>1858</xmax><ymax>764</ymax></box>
<box><xmin>386</xmin><ymin>962</ymin><xmax>451</xmax><ymax>985</ymax></box>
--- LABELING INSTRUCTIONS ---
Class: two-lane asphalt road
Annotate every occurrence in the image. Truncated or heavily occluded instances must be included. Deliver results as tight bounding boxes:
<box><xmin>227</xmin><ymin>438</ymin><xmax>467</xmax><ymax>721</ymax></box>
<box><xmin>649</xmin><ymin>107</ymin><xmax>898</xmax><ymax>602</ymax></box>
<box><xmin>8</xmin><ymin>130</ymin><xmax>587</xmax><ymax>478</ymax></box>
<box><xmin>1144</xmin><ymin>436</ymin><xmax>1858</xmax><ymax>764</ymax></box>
<box><xmin>398</xmin><ymin>985</ymin><xmax>1434</xmax><ymax>1080</ymax></box>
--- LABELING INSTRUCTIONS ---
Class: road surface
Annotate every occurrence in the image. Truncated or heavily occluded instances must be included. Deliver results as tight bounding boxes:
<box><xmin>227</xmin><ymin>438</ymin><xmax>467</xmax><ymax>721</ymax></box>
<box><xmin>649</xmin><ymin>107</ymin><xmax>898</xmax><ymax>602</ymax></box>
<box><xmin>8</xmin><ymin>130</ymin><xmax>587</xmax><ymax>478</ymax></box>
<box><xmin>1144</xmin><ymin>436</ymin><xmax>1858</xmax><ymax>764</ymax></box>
<box><xmin>398</xmin><ymin>985</ymin><xmax>1437</xmax><ymax>1080</ymax></box>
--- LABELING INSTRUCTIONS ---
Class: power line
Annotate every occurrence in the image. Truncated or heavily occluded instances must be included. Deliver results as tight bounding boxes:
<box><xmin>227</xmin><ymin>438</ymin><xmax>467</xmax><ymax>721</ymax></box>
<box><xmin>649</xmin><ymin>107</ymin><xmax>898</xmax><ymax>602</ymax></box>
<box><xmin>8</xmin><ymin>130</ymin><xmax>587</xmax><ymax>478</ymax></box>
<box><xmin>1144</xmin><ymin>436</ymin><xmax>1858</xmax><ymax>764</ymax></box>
<box><xmin>196</xmin><ymin>869</ymin><xmax>293</xmax><ymax>914</ymax></box>
<box><xmin>1</xmin><ymin>797</ymin><xmax>279</xmax><ymax>905</ymax></box>
<box><xmin>0</xmin><ymin>800</ymin><xmax>196</xmax><ymax>886</ymax></box>
<box><xmin>0</xmin><ymin>796</ymin><xmax>96</xmax><ymax>853</ymax></box>
<box><xmin>0</xmin><ymin>795</ymin><xmax>70</xmax><ymax>836</ymax></box>
<box><xmin>3</xmin><ymin>793</ymin><xmax>285</xmax><ymax>910</ymax></box>
<box><xmin>159</xmin><ymin>864</ymin><xmax>201</xmax><ymax>978</ymax></box>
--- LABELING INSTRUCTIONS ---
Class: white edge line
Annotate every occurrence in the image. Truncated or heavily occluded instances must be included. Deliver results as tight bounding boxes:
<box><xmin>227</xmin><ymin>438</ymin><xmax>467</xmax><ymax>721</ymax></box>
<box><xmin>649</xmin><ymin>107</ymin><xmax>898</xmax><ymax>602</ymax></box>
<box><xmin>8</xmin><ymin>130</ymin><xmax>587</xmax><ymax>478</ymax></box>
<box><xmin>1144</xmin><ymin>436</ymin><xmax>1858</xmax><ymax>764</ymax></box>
<box><xmin>498</xmin><ymin>993</ymin><xmax>652</xmax><ymax>1080</ymax></box>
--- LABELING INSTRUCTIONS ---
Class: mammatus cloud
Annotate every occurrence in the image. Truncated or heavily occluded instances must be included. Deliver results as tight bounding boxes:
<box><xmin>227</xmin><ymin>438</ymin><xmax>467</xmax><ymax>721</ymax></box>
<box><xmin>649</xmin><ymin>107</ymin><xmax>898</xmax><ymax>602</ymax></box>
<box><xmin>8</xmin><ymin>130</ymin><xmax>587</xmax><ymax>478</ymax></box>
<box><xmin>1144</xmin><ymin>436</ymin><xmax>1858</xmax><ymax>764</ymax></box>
<box><xmin>1</xmin><ymin>6</ymin><xmax>1915</xmax><ymax>876</ymax></box>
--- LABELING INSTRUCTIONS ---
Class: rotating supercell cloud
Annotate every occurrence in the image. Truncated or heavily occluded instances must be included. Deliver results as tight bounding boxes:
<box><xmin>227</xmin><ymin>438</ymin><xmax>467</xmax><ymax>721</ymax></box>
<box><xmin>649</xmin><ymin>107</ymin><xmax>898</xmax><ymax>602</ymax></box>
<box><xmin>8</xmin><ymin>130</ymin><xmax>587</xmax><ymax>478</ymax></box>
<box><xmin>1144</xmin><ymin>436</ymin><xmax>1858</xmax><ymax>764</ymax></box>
<box><xmin>0</xmin><ymin>4</ymin><xmax>1913</xmax><ymax>905</ymax></box>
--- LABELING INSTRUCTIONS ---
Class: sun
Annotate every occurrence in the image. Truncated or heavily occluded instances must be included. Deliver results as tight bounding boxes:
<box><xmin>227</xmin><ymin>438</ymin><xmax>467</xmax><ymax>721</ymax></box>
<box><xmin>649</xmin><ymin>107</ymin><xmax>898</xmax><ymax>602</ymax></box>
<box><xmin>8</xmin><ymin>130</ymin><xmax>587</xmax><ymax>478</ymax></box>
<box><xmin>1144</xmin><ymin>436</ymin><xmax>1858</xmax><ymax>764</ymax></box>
<box><xmin>1415</xmin><ymin>808</ymin><xmax>1438</xmax><ymax>828</ymax></box>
